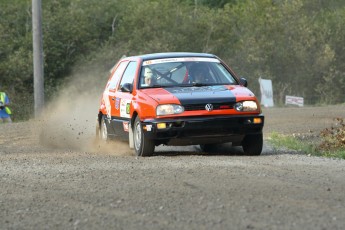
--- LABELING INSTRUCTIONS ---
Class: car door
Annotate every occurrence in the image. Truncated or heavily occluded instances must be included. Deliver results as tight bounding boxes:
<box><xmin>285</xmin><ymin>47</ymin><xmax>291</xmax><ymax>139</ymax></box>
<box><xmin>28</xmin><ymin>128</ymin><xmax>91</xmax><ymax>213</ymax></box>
<box><xmin>110</xmin><ymin>61</ymin><xmax>138</xmax><ymax>139</ymax></box>
<box><xmin>103</xmin><ymin>60</ymin><xmax>129</xmax><ymax>136</ymax></box>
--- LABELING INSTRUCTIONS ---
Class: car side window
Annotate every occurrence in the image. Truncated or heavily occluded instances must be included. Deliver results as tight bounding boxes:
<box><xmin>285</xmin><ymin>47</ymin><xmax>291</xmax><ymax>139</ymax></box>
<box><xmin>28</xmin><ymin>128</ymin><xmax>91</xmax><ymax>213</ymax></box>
<box><xmin>107</xmin><ymin>61</ymin><xmax>129</xmax><ymax>90</ymax></box>
<box><xmin>119</xmin><ymin>61</ymin><xmax>137</xmax><ymax>91</ymax></box>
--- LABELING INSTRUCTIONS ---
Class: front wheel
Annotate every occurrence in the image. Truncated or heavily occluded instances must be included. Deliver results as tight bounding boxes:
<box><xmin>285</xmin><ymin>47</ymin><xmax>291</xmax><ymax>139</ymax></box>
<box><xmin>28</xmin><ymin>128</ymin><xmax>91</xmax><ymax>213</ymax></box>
<box><xmin>242</xmin><ymin>133</ymin><xmax>263</xmax><ymax>155</ymax></box>
<box><xmin>133</xmin><ymin>116</ymin><xmax>155</xmax><ymax>157</ymax></box>
<box><xmin>200</xmin><ymin>144</ymin><xmax>219</xmax><ymax>153</ymax></box>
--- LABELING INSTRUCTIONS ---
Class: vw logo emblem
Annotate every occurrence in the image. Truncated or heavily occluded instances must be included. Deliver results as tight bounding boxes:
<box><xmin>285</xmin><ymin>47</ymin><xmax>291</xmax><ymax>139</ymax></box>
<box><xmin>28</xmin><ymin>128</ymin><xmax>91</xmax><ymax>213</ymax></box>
<box><xmin>205</xmin><ymin>103</ymin><xmax>213</xmax><ymax>111</ymax></box>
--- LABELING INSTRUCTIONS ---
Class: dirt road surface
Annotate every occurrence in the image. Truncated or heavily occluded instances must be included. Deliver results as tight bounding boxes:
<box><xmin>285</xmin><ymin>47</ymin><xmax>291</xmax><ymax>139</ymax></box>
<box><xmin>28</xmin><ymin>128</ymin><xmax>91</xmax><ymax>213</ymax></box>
<box><xmin>1</xmin><ymin>105</ymin><xmax>345</xmax><ymax>230</ymax></box>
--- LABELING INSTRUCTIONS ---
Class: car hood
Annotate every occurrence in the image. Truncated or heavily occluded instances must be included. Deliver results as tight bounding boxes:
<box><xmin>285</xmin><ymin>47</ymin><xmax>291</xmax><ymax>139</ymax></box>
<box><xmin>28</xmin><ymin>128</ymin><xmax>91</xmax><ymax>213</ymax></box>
<box><xmin>141</xmin><ymin>85</ymin><xmax>256</xmax><ymax>105</ymax></box>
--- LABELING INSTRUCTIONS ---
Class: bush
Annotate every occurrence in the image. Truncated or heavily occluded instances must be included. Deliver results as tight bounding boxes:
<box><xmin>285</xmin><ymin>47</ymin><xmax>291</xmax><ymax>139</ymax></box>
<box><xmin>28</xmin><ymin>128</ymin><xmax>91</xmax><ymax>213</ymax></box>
<box><xmin>318</xmin><ymin>117</ymin><xmax>345</xmax><ymax>151</ymax></box>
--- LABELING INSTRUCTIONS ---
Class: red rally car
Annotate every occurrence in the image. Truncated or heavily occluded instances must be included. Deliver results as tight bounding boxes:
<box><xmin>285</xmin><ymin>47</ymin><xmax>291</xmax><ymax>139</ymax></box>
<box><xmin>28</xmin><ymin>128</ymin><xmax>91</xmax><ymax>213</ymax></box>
<box><xmin>96</xmin><ymin>52</ymin><xmax>264</xmax><ymax>156</ymax></box>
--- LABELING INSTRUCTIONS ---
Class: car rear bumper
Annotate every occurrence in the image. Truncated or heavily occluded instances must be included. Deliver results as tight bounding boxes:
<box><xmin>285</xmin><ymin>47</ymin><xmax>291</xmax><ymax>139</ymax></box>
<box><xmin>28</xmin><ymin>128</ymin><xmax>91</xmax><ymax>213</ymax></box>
<box><xmin>141</xmin><ymin>114</ymin><xmax>264</xmax><ymax>146</ymax></box>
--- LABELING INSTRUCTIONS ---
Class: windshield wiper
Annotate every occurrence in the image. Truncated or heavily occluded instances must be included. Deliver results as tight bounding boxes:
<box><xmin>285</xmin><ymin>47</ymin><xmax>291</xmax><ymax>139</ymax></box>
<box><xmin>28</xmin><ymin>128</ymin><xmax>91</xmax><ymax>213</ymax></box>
<box><xmin>191</xmin><ymin>82</ymin><xmax>211</xmax><ymax>87</ymax></box>
<box><xmin>146</xmin><ymin>84</ymin><xmax>176</xmax><ymax>88</ymax></box>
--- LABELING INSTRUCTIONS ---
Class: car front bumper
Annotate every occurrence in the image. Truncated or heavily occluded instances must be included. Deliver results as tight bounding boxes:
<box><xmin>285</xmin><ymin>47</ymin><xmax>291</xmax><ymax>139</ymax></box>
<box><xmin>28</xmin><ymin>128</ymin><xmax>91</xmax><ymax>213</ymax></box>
<box><xmin>141</xmin><ymin>114</ymin><xmax>264</xmax><ymax>146</ymax></box>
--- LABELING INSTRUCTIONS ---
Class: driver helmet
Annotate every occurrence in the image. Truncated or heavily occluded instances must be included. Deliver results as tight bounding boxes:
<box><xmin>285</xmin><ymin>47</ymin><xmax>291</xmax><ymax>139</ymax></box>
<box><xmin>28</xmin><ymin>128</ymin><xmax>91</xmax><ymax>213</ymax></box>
<box><xmin>189</xmin><ymin>63</ymin><xmax>209</xmax><ymax>83</ymax></box>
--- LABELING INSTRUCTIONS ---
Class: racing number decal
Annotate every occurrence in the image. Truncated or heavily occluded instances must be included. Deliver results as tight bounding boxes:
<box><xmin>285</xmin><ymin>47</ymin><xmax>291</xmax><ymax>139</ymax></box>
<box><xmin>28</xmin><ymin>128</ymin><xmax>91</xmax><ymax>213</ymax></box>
<box><xmin>120</xmin><ymin>99</ymin><xmax>131</xmax><ymax>118</ymax></box>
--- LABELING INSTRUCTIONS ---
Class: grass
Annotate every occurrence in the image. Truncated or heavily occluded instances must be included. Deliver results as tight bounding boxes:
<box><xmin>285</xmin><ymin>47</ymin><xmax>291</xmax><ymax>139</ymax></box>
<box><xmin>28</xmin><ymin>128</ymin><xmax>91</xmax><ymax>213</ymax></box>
<box><xmin>268</xmin><ymin>132</ymin><xmax>318</xmax><ymax>155</ymax></box>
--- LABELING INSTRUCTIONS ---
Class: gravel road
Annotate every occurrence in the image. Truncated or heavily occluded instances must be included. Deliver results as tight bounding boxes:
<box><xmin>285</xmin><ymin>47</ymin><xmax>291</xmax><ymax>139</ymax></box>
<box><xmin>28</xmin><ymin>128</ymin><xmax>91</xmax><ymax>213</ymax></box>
<box><xmin>1</xmin><ymin>105</ymin><xmax>345</xmax><ymax>230</ymax></box>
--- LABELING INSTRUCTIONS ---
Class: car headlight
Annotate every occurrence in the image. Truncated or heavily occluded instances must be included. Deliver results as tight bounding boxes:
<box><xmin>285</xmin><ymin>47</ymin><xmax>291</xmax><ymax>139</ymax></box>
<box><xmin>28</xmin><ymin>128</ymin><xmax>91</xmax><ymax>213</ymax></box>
<box><xmin>234</xmin><ymin>101</ymin><xmax>258</xmax><ymax>112</ymax></box>
<box><xmin>156</xmin><ymin>104</ymin><xmax>184</xmax><ymax>116</ymax></box>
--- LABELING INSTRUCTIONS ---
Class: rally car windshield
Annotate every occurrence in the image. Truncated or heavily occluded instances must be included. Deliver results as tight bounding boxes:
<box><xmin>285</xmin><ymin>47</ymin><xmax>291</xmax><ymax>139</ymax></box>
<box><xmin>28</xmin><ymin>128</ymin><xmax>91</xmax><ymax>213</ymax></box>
<box><xmin>139</xmin><ymin>57</ymin><xmax>237</xmax><ymax>88</ymax></box>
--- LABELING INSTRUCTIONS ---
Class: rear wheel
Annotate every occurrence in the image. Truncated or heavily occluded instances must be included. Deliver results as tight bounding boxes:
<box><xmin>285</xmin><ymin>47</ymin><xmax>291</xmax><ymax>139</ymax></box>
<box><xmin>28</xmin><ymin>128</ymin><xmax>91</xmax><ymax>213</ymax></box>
<box><xmin>99</xmin><ymin>115</ymin><xmax>109</xmax><ymax>142</ymax></box>
<box><xmin>242</xmin><ymin>133</ymin><xmax>263</xmax><ymax>155</ymax></box>
<box><xmin>133</xmin><ymin>116</ymin><xmax>155</xmax><ymax>157</ymax></box>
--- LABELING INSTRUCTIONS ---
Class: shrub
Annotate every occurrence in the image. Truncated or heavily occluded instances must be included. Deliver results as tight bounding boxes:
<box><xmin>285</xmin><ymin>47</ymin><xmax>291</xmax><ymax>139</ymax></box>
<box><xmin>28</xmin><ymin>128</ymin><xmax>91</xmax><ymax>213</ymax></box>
<box><xmin>318</xmin><ymin>118</ymin><xmax>345</xmax><ymax>151</ymax></box>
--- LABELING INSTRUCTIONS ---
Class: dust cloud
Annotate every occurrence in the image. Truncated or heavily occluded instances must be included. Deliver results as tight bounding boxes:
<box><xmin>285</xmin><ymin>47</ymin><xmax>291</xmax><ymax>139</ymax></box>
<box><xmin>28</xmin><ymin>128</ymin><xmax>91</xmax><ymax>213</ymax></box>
<box><xmin>37</xmin><ymin>61</ymin><xmax>133</xmax><ymax>156</ymax></box>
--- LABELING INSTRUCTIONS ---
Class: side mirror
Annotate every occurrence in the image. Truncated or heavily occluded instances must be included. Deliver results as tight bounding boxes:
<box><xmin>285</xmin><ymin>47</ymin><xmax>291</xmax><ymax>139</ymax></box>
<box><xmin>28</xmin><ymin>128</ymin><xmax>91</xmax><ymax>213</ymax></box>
<box><xmin>239</xmin><ymin>77</ymin><xmax>248</xmax><ymax>87</ymax></box>
<box><xmin>121</xmin><ymin>83</ymin><xmax>133</xmax><ymax>92</ymax></box>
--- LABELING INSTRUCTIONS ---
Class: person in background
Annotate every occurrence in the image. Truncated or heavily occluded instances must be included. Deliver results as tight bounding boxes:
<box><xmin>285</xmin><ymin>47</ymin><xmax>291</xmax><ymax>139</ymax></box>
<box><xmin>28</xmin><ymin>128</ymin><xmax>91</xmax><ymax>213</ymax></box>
<box><xmin>0</xmin><ymin>91</ymin><xmax>12</xmax><ymax>123</ymax></box>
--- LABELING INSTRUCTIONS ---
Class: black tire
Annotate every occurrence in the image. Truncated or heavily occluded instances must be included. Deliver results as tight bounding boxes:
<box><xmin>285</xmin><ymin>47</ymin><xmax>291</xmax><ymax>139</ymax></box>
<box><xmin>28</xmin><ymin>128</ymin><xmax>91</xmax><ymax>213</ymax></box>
<box><xmin>99</xmin><ymin>115</ymin><xmax>109</xmax><ymax>143</ymax></box>
<box><xmin>200</xmin><ymin>144</ymin><xmax>218</xmax><ymax>153</ymax></box>
<box><xmin>242</xmin><ymin>133</ymin><xmax>263</xmax><ymax>156</ymax></box>
<box><xmin>133</xmin><ymin>116</ymin><xmax>155</xmax><ymax>157</ymax></box>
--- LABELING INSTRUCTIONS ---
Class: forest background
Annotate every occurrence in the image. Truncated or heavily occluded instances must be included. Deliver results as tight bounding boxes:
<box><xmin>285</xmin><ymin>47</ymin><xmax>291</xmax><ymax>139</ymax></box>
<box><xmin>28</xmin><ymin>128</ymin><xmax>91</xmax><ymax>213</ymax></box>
<box><xmin>1</xmin><ymin>0</ymin><xmax>345</xmax><ymax>121</ymax></box>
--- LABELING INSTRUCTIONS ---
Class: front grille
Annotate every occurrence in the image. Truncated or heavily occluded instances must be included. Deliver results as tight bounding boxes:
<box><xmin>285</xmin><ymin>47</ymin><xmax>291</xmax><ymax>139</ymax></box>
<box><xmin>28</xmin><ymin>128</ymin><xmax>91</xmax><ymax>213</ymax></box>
<box><xmin>184</xmin><ymin>103</ymin><xmax>234</xmax><ymax>111</ymax></box>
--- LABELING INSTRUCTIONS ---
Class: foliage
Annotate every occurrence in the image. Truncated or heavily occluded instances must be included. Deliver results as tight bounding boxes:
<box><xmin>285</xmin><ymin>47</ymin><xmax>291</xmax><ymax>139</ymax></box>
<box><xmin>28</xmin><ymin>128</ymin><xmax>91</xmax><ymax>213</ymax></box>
<box><xmin>179</xmin><ymin>0</ymin><xmax>238</xmax><ymax>8</ymax></box>
<box><xmin>1</xmin><ymin>0</ymin><xmax>345</xmax><ymax>119</ymax></box>
<box><xmin>319</xmin><ymin>118</ymin><xmax>345</xmax><ymax>151</ymax></box>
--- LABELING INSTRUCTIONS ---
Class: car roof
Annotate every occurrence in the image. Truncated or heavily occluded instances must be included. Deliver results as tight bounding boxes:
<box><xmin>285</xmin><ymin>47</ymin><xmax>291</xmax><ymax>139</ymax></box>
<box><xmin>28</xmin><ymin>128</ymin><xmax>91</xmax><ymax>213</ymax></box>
<box><xmin>127</xmin><ymin>52</ymin><xmax>218</xmax><ymax>61</ymax></box>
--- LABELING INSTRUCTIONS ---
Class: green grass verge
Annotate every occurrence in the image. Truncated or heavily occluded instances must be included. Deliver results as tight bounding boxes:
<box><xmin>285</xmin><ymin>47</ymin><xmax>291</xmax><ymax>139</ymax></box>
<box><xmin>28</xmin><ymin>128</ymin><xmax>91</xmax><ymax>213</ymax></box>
<box><xmin>268</xmin><ymin>132</ymin><xmax>345</xmax><ymax>159</ymax></box>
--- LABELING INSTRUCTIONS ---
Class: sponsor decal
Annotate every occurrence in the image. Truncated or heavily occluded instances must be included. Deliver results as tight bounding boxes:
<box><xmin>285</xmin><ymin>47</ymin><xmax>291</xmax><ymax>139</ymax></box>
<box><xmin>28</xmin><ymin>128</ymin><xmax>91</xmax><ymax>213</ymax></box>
<box><xmin>126</xmin><ymin>103</ymin><xmax>130</xmax><ymax>114</ymax></box>
<box><xmin>123</xmin><ymin>122</ymin><xmax>129</xmax><ymax>132</ymax></box>
<box><xmin>164</xmin><ymin>85</ymin><xmax>236</xmax><ymax>105</ymax></box>
<box><xmin>115</xmin><ymin>98</ymin><xmax>120</xmax><ymax>110</ymax></box>
<box><xmin>169</xmin><ymin>85</ymin><xmax>226</xmax><ymax>93</ymax></box>
<box><xmin>143</xmin><ymin>57</ymin><xmax>220</xmax><ymax>66</ymax></box>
